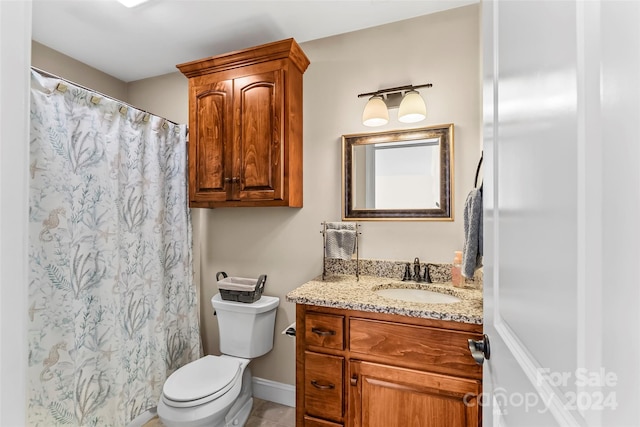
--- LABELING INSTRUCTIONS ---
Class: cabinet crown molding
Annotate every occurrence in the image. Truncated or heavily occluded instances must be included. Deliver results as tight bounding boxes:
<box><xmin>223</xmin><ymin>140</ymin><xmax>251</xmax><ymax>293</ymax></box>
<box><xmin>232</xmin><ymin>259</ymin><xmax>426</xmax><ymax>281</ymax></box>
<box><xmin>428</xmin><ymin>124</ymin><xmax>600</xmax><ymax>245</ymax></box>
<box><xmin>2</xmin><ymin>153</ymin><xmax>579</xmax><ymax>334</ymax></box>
<box><xmin>177</xmin><ymin>38</ymin><xmax>310</xmax><ymax>78</ymax></box>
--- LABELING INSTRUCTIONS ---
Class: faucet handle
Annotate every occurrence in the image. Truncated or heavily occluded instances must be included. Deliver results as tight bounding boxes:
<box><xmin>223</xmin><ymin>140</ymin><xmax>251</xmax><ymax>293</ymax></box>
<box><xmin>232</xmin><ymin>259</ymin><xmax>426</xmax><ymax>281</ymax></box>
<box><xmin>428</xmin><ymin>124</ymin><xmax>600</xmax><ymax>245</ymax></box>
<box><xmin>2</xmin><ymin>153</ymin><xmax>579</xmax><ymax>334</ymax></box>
<box><xmin>423</xmin><ymin>264</ymin><xmax>432</xmax><ymax>283</ymax></box>
<box><xmin>402</xmin><ymin>263</ymin><xmax>412</xmax><ymax>281</ymax></box>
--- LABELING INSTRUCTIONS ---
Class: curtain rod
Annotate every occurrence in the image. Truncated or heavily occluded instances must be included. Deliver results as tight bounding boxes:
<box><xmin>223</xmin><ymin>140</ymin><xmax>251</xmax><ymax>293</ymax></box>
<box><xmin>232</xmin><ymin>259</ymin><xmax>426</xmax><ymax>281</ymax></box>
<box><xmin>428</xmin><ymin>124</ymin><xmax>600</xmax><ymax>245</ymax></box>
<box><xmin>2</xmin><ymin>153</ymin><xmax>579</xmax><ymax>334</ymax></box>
<box><xmin>30</xmin><ymin>66</ymin><xmax>182</xmax><ymax>127</ymax></box>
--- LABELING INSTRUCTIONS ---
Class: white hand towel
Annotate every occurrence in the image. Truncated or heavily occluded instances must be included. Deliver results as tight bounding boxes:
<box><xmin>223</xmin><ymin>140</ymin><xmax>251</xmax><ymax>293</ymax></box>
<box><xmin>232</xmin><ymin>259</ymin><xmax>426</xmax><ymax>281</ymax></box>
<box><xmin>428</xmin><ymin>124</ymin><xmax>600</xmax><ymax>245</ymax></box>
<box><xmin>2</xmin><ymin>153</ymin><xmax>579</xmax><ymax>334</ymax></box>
<box><xmin>324</xmin><ymin>222</ymin><xmax>356</xmax><ymax>260</ymax></box>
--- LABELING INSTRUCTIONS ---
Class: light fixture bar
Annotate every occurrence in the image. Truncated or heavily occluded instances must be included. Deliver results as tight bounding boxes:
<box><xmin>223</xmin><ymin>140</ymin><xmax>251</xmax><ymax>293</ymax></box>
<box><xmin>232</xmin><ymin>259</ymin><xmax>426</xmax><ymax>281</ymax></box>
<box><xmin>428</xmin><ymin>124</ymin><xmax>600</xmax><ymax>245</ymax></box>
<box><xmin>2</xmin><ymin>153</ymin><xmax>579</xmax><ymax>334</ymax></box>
<box><xmin>357</xmin><ymin>83</ymin><xmax>432</xmax><ymax>99</ymax></box>
<box><xmin>359</xmin><ymin>83</ymin><xmax>432</xmax><ymax>127</ymax></box>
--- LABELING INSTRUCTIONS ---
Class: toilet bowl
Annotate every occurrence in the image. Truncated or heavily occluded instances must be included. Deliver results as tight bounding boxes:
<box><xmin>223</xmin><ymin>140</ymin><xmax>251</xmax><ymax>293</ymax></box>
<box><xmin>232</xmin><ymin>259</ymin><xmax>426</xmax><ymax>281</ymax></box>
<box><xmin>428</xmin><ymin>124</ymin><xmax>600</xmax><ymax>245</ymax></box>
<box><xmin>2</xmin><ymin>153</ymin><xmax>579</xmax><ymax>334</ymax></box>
<box><xmin>157</xmin><ymin>294</ymin><xmax>279</xmax><ymax>427</ymax></box>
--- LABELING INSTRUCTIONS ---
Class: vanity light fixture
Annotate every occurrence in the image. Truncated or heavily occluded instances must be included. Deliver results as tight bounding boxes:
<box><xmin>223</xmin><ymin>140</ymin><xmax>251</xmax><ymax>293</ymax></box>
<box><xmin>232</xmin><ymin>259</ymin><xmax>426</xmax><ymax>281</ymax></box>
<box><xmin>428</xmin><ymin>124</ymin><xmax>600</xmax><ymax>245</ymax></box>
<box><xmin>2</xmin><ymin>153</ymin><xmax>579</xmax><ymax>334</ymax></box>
<box><xmin>358</xmin><ymin>83</ymin><xmax>432</xmax><ymax>127</ymax></box>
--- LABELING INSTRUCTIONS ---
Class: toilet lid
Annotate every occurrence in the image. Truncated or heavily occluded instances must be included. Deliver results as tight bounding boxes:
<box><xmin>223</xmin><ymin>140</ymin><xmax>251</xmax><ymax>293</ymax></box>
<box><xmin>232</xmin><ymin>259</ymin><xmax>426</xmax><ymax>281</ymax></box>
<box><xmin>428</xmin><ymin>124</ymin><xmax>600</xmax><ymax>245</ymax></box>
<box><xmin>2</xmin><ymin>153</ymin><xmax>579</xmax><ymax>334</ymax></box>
<box><xmin>163</xmin><ymin>355</ymin><xmax>241</xmax><ymax>403</ymax></box>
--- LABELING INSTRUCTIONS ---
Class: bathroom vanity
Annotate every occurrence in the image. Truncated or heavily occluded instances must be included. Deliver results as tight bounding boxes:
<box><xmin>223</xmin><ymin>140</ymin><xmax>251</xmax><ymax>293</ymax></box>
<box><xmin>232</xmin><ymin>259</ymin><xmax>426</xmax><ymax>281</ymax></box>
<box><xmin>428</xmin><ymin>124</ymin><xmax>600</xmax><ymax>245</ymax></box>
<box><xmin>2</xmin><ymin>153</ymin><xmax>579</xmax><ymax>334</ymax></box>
<box><xmin>287</xmin><ymin>275</ymin><xmax>483</xmax><ymax>427</ymax></box>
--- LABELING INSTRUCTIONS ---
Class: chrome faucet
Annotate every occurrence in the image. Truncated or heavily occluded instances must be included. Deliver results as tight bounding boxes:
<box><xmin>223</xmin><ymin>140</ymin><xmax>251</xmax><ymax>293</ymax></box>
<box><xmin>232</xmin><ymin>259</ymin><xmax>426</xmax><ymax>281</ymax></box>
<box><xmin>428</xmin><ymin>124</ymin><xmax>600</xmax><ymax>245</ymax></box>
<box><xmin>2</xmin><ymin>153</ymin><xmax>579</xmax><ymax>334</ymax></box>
<box><xmin>401</xmin><ymin>258</ymin><xmax>432</xmax><ymax>282</ymax></box>
<box><xmin>407</xmin><ymin>258</ymin><xmax>432</xmax><ymax>283</ymax></box>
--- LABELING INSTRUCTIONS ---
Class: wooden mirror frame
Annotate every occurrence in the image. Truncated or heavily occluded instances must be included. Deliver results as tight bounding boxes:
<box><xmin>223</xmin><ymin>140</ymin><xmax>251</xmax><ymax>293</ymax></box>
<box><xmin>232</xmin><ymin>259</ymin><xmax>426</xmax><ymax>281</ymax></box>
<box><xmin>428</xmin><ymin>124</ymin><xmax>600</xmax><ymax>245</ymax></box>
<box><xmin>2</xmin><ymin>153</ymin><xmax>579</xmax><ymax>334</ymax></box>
<box><xmin>342</xmin><ymin>124</ymin><xmax>454</xmax><ymax>221</ymax></box>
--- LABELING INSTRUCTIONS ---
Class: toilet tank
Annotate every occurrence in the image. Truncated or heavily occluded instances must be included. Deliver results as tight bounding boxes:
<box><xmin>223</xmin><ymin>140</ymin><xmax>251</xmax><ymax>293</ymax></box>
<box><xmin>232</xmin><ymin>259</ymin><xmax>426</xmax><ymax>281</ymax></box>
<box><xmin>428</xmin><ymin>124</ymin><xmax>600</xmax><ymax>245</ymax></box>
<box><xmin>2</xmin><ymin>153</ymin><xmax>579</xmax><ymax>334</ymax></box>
<box><xmin>211</xmin><ymin>294</ymin><xmax>280</xmax><ymax>358</ymax></box>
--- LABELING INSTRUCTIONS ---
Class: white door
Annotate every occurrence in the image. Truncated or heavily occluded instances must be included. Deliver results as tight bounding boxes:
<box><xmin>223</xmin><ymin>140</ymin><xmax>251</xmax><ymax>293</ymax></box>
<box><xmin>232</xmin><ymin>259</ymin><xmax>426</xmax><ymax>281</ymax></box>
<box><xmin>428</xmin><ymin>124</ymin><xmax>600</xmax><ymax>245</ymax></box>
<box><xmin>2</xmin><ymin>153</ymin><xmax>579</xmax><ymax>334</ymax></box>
<box><xmin>0</xmin><ymin>1</ymin><xmax>31</xmax><ymax>426</ymax></box>
<box><xmin>482</xmin><ymin>1</ymin><xmax>640</xmax><ymax>426</ymax></box>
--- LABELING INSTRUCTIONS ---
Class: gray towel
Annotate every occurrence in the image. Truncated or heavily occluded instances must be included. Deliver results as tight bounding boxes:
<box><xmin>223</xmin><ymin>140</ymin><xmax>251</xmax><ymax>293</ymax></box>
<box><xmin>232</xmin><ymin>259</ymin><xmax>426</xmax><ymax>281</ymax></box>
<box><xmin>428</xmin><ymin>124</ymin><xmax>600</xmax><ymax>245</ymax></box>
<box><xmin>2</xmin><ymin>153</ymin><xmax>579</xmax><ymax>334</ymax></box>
<box><xmin>462</xmin><ymin>189</ymin><xmax>483</xmax><ymax>278</ymax></box>
<box><xmin>324</xmin><ymin>222</ymin><xmax>356</xmax><ymax>260</ymax></box>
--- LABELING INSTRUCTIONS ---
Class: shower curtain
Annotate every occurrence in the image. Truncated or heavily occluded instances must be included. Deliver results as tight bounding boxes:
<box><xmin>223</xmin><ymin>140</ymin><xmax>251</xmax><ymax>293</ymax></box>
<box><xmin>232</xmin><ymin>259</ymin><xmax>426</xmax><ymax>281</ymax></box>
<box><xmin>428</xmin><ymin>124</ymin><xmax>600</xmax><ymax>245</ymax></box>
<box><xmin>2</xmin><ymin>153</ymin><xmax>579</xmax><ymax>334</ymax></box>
<box><xmin>27</xmin><ymin>69</ymin><xmax>201</xmax><ymax>426</ymax></box>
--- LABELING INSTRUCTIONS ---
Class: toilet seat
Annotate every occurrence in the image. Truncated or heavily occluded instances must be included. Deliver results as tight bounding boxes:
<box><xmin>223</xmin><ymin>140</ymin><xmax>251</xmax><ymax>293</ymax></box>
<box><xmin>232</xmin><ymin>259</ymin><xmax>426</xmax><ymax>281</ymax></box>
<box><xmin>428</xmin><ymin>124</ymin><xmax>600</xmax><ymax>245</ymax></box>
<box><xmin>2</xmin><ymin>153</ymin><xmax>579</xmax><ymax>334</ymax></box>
<box><xmin>162</xmin><ymin>355</ymin><xmax>241</xmax><ymax>408</ymax></box>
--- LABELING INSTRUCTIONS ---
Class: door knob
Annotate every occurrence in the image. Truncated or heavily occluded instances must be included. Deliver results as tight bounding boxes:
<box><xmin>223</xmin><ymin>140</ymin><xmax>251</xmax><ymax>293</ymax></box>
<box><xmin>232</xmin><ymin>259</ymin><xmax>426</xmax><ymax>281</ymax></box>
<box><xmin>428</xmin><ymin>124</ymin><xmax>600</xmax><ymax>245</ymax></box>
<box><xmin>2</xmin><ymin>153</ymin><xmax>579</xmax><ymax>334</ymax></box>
<box><xmin>468</xmin><ymin>334</ymin><xmax>490</xmax><ymax>365</ymax></box>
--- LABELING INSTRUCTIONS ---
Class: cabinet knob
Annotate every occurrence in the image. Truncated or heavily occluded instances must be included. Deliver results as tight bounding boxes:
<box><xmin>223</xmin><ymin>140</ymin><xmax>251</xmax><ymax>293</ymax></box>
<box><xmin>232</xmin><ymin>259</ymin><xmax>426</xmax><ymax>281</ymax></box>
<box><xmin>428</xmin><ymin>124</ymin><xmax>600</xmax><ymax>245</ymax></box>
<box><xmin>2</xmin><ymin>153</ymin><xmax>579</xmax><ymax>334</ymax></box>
<box><xmin>224</xmin><ymin>177</ymin><xmax>231</xmax><ymax>183</ymax></box>
<box><xmin>468</xmin><ymin>334</ymin><xmax>491</xmax><ymax>365</ymax></box>
<box><xmin>231</xmin><ymin>176</ymin><xmax>240</xmax><ymax>183</ymax></box>
<box><xmin>350</xmin><ymin>375</ymin><xmax>358</xmax><ymax>386</ymax></box>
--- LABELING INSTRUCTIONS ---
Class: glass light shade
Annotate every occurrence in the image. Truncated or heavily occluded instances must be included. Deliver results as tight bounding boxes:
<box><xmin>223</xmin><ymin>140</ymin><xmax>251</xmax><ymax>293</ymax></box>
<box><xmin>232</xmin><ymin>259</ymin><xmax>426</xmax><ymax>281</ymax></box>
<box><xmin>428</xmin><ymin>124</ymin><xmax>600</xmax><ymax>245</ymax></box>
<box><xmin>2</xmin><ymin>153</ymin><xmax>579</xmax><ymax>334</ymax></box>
<box><xmin>362</xmin><ymin>96</ymin><xmax>389</xmax><ymax>127</ymax></box>
<box><xmin>398</xmin><ymin>90</ymin><xmax>427</xmax><ymax>123</ymax></box>
<box><xmin>117</xmin><ymin>0</ymin><xmax>150</xmax><ymax>7</ymax></box>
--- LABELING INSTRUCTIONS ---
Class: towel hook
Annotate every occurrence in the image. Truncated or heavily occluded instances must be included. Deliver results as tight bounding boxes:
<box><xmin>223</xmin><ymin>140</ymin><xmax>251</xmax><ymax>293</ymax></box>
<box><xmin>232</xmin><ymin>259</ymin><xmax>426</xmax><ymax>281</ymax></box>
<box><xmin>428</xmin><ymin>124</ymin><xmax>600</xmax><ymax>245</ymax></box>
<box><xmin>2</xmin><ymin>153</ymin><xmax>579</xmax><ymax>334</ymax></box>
<box><xmin>474</xmin><ymin>151</ymin><xmax>483</xmax><ymax>193</ymax></box>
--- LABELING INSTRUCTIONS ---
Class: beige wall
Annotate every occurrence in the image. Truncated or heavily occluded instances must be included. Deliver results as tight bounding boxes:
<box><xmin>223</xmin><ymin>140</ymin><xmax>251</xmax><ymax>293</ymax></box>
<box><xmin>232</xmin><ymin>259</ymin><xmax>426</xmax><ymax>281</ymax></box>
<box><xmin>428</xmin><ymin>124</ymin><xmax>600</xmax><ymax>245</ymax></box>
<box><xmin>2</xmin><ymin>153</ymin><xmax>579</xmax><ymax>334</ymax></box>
<box><xmin>31</xmin><ymin>41</ymin><xmax>128</xmax><ymax>101</ymax></box>
<box><xmin>127</xmin><ymin>72</ymin><xmax>189</xmax><ymax>123</ymax></box>
<box><xmin>32</xmin><ymin>3</ymin><xmax>481</xmax><ymax>388</ymax></box>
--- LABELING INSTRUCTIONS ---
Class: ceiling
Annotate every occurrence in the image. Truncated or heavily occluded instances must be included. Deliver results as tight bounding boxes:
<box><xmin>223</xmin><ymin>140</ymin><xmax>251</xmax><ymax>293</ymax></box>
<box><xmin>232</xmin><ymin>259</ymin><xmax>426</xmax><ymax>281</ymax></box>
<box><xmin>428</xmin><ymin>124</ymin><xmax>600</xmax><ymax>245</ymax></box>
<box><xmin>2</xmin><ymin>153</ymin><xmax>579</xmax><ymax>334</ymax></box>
<box><xmin>32</xmin><ymin>0</ymin><xmax>477</xmax><ymax>82</ymax></box>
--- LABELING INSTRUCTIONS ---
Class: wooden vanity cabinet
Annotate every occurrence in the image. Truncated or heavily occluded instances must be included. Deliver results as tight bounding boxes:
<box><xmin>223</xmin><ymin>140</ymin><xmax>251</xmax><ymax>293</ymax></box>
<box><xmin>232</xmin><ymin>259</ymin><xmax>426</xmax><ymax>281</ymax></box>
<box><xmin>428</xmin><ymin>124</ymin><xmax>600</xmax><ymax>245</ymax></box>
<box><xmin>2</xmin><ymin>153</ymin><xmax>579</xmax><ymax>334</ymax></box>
<box><xmin>296</xmin><ymin>305</ymin><xmax>483</xmax><ymax>427</ymax></box>
<box><xmin>177</xmin><ymin>38</ymin><xmax>309</xmax><ymax>208</ymax></box>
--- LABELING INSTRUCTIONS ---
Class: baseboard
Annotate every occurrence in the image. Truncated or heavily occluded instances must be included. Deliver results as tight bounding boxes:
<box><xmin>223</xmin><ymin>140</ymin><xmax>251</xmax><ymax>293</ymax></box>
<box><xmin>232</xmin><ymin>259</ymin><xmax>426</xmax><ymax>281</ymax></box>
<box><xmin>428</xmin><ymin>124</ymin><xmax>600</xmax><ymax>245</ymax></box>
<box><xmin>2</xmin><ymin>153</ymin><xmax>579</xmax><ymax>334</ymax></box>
<box><xmin>252</xmin><ymin>377</ymin><xmax>296</xmax><ymax>408</ymax></box>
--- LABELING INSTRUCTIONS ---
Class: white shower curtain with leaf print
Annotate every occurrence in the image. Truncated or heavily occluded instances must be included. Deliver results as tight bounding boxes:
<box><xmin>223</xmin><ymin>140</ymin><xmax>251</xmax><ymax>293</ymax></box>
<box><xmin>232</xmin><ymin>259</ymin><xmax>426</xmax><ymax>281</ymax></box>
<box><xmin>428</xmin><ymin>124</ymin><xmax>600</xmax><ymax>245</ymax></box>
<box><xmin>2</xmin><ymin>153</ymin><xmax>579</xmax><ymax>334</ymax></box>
<box><xmin>28</xmin><ymin>69</ymin><xmax>201</xmax><ymax>426</ymax></box>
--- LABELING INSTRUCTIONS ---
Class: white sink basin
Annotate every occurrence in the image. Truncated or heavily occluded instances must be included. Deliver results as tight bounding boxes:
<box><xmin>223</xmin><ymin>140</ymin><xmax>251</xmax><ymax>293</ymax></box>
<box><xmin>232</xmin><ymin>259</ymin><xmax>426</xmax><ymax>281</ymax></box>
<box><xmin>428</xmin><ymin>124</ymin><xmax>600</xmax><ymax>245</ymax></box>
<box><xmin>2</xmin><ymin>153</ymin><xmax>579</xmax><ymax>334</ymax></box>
<box><xmin>375</xmin><ymin>288</ymin><xmax>461</xmax><ymax>304</ymax></box>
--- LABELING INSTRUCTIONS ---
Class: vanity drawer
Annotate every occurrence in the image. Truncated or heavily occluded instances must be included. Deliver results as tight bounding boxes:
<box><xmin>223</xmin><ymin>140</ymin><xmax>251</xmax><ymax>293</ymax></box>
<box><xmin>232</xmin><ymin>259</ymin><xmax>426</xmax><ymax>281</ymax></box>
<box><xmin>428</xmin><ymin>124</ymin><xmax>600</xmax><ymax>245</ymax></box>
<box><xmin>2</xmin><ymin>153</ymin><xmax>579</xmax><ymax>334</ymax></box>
<box><xmin>304</xmin><ymin>351</ymin><xmax>344</xmax><ymax>422</ymax></box>
<box><xmin>305</xmin><ymin>312</ymin><xmax>344</xmax><ymax>350</ymax></box>
<box><xmin>349</xmin><ymin>318</ymin><xmax>483</xmax><ymax>379</ymax></box>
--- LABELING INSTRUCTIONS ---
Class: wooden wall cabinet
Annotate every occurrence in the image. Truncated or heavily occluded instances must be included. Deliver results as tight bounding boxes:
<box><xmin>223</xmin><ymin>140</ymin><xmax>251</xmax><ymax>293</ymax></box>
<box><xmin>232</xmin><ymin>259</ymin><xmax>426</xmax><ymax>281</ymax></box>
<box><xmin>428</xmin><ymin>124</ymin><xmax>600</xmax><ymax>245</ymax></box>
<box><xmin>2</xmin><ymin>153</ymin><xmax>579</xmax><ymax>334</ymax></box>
<box><xmin>296</xmin><ymin>305</ymin><xmax>483</xmax><ymax>427</ymax></box>
<box><xmin>177</xmin><ymin>38</ymin><xmax>309</xmax><ymax>208</ymax></box>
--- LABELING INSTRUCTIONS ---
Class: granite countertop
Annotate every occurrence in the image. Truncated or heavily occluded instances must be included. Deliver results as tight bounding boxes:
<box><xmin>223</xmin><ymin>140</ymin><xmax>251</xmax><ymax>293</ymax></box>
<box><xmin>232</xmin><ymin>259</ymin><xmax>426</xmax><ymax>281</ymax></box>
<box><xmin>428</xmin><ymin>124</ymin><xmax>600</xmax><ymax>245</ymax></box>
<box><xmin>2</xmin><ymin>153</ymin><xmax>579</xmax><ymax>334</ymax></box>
<box><xmin>286</xmin><ymin>274</ymin><xmax>483</xmax><ymax>325</ymax></box>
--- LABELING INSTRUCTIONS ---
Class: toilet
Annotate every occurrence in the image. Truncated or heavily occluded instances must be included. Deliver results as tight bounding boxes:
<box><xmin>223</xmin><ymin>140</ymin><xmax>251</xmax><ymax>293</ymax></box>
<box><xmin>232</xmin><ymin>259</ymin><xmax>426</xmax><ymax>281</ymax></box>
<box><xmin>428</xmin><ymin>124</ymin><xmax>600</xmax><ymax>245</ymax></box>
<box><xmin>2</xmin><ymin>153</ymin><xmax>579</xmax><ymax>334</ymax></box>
<box><xmin>157</xmin><ymin>293</ymin><xmax>280</xmax><ymax>427</ymax></box>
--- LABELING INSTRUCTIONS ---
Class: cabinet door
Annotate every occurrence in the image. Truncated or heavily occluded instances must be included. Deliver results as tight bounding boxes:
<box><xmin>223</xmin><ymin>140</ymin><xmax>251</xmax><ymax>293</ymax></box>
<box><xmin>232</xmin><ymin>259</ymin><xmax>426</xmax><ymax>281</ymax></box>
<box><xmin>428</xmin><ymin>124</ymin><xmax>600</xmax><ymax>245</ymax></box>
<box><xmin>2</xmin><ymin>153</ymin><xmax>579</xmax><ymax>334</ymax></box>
<box><xmin>349</xmin><ymin>361</ymin><xmax>481</xmax><ymax>427</ymax></box>
<box><xmin>190</xmin><ymin>80</ymin><xmax>234</xmax><ymax>203</ymax></box>
<box><xmin>233</xmin><ymin>70</ymin><xmax>284</xmax><ymax>201</ymax></box>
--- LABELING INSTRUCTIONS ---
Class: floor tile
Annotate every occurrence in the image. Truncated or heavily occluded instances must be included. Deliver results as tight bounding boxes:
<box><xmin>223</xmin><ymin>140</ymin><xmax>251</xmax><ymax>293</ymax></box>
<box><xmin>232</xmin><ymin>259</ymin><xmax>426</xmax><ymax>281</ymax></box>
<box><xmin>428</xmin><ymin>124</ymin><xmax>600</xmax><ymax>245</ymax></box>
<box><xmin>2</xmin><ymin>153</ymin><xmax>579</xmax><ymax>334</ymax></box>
<box><xmin>251</xmin><ymin>399</ymin><xmax>295</xmax><ymax>423</ymax></box>
<box><xmin>245</xmin><ymin>415</ymin><xmax>284</xmax><ymax>427</ymax></box>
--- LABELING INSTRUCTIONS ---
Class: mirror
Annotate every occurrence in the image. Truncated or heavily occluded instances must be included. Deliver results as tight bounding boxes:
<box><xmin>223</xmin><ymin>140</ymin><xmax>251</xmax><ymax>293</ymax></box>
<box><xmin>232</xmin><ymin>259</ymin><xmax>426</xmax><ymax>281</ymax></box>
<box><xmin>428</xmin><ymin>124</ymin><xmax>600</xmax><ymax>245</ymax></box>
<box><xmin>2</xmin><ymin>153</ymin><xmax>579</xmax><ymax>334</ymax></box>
<box><xmin>342</xmin><ymin>124</ymin><xmax>453</xmax><ymax>220</ymax></box>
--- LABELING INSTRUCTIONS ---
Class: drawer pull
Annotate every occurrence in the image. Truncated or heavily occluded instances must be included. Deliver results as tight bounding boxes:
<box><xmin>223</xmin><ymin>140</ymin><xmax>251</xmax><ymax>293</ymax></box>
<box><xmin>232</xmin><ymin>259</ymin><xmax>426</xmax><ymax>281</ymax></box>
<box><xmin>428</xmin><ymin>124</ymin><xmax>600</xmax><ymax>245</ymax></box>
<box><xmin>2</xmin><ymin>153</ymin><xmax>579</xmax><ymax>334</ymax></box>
<box><xmin>310</xmin><ymin>380</ymin><xmax>335</xmax><ymax>390</ymax></box>
<box><xmin>311</xmin><ymin>327</ymin><xmax>336</xmax><ymax>337</ymax></box>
